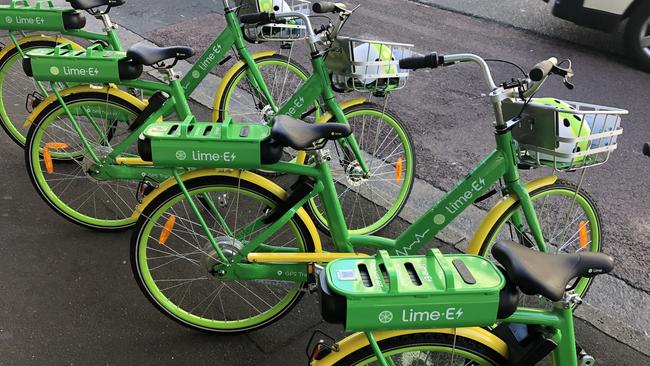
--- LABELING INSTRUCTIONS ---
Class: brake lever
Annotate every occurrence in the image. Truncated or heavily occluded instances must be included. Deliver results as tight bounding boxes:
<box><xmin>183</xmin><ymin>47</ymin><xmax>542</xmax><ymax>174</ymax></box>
<box><xmin>550</xmin><ymin>63</ymin><xmax>574</xmax><ymax>90</ymax></box>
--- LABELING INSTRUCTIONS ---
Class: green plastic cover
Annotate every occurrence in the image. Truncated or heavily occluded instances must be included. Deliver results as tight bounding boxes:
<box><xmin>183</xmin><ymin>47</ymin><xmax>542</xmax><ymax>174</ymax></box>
<box><xmin>326</xmin><ymin>249</ymin><xmax>505</xmax><ymax>331</ymax></box>
<box><xmin>0</xmin><ymin>3</ymin><xmax>74</xmax><ymax>31</ymax></box>
<box><xmin>145</xmin><ymin>117</ymin><xmax>270</xmax><ymax>169</ymax></box>
<box><xmin>26</xmin><ymin>44</ymin><xmax>126</xmax><ymax>83</ymax></box>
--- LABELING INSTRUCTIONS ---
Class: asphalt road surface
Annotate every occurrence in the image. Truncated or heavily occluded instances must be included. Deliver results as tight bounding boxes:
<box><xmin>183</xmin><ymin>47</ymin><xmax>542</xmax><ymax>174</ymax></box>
<box><xmin>1</xmin><ymin>0</ymin><xmax>649</xmax><ymax>364</ymax></box>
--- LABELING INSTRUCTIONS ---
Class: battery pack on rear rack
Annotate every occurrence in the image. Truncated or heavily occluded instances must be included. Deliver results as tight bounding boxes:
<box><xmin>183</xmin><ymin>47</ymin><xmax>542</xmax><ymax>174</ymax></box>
<box><xmin>141</xmin><ymin>117</ymin><xmax>282</xmax><ymax>169</ymax></box>
<box><xmin>0</xmin><ymin>1</ymin><xmax>85</xmax><ymax>31</ymax></box>
<box><xmin>320</xmin><ymin>249</ymin><xmax>505</xmax><ymax>332</ymax></box>
<box><xmin>23</xmin><ymin>43</ymin><xmax>142</xmax><ymax>83</ymax></box>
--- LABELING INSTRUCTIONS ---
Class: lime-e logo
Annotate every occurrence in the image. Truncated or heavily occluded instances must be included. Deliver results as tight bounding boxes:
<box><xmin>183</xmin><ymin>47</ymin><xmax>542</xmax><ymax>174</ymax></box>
<box><xmin>401</xmin><ymin>307</ymin><xmax>464</xmax><ymax>323</ymax></box>
<box><xmin>50</xmin><ymin>66</ymin><xmax>60</xmax><ymax>76</ymax></box>
<box><xmin>4</xmin><ymin>16</ymin><xmax>12</xmax><ymax>24</ymax></box>
<box><xmin>378</xmin><ymin>310</ymin><xmax>393</xmax><ymax>324</ymax></box>
<box><xmin>175</xmin><ymin>151</ymin><xmax>187</xmax><ymax>160</ymax></box>
<box><xmin>14</xmin><ymin>16</ymin><xmax>44</xmax><ymax>25</ymax></box>
<box><xmin>190</xmin><ymin>150</ymin><xmax>236</xmax><ymax>162</ymax></box>
<box><xmin>445</xmin><ymin>178</ymin><xmax>486</xmax><ymax>214</ymax></box>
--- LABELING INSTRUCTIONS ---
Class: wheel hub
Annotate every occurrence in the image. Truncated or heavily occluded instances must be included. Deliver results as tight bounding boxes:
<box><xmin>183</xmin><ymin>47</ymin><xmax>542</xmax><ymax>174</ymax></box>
<box><xmin>345</xmin><ymin>161</ymin><xmax>367</xmax><ymax>187</ymax></box>
<box><xmin>82</xmin><ymin>145</ymin><xmax>114</xmax><ymax>178</ymax></box>
<box><xmin>203</xmin><ymin>236</ymin><xmax>244</xmax><ymax>275</ymax></box>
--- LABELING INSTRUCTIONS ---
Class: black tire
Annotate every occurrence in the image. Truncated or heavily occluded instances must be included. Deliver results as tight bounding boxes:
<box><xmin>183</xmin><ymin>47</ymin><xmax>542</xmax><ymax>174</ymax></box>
<box><xmin>0</xmin><ymin>39</ymin><xmax>61</xmax><ymax>147</ymax></box>
<box><xmin>130</xmin><ymin>174</ymin><xmax>317</xmax><ymax>333</ymax></box>
<box><xmin>624</xmin><ymin>1</ymin><xmax>650</xmax><ymax>72</ymax></box>
<box><xmin>332</xmin><ymin>332</ymin><xmax>507</xmax><ymax>366</ymax></box>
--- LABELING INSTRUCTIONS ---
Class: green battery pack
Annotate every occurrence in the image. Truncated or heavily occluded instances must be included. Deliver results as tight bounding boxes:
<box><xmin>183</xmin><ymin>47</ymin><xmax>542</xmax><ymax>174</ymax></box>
<box><xmin>320</xmin><ymin>249</ymin><xmax>505</xmax><ymax>332</ymax></box>
<box><xmin>0</xmin><ymin>1</ymin><xmax>86</xmax><ymax>31</ymax></box>
<box><xmin>23</xmin><ymin>43</ymin><xmax>141</xmax><ymax>83</ymax></box>
<box><xmin>142</xmin><ymin>117</ymin><xmax>281</xmax><ymax>169</ymax></box>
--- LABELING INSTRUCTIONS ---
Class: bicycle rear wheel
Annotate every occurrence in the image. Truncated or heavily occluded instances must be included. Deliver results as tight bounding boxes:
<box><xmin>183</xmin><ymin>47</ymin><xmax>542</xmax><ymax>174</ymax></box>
<box><xmin>131</xmin><ymin>174</ymin><xmax>316</xmax><ymax>333</ymax></box>
<box><xmin>331</xmin><ymin>332</ymin><xmax>507</xmax><ymax>366</ymax></box>
<box><xmin>24</xmin><ymin>89</ymin><xmax>144</xmax><ymax>230</ymax></box>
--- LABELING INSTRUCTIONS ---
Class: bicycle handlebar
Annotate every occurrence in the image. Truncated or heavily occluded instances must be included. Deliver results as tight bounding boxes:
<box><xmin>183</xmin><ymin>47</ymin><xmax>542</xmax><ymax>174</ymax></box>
<box><xmin>529</xmin><ymin>57</ymin><xmax>558</xmax><ymax>82</ymax></box>
<box><xmin>399</xmin><ymin>53</ymin><xmax>443</xmax><ymax>70</ymax></box>
<box><xmin>312</xmin><ymin>2</ymin><xmax>347</xmax><ymax>14</ymax></box>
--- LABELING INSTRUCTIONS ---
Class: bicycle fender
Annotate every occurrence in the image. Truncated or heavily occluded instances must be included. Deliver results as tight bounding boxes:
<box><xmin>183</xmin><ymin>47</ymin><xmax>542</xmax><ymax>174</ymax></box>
<box><xmin>311</xmin><ymin>328</ymin><xmax>509</xmax><ymax>365</ymax></box>
<box><xmin>23</xmin><ymin>85</ymin><xmax>146</xmax><ymax>128</ymax></box>
<box><xmin>131</xmin><ymin>168</ymin><xmax>322</xmax><ymax>253</ymax></box>
<box><xmin>212</xmin><ymin>50</ymin><xmax>277</xmax><ymax>121</ymax></box>
<box><xmin>0</xmin><ymin>34</ymin><xmax>83</xmax><ymax>61</ymax></box>
<box><xmin>466</xmin><ymin>175</ymin><xmax>559</xmax><ymax>254</ymax></box>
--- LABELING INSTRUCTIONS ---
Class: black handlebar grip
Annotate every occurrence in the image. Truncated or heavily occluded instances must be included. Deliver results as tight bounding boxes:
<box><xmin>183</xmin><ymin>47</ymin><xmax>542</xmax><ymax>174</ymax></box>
<box><xmin>313</xmin><ymin>2</ymin><xmax>337</xmax><ymax>13</ymax></box>
<box><xmin>529</xmin><ymin>57</ymin><xmax>558</xmax><ymax>81</ymax></box>
<box><xmin>644</xmin><ymin>142</ymin><xmax>650</xmax><ymax>157</ymax></box>
<box><xmin>399</xmin><ymin>53</ymin><xmax>442</xmax><ymax>70</ymax></box>
<box><xmin>239</xmin><ymin>12</ymin><xmax>275</xmax><ymax>24</ymax></box>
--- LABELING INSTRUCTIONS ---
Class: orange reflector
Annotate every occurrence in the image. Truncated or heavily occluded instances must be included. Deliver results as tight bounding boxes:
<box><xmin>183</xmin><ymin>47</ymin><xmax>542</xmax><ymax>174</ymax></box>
<box><xmin>395</xmin><ymin>157</ymin><xmax>403</xmax><ymax>183</ymax></box>
<box><xmin>579</xmin><ymin>220</ymin><xmax>588</xmax><ymax>249</ymax></box>
<box><xmin>159</xmin><ymin>215</ymin><xmax>176</xmax><ymax>245</ymax></box>
<box><xmin>43</xmin><ymin>143</ymin><xmax>69</xmax><ymax>174</ymax></box>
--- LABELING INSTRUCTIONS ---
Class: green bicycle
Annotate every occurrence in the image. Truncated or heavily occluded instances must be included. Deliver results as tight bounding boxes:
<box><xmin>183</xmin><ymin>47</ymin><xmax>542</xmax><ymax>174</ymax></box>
<box><xmin>309</xmin><ymin>241</ymin><xmax>614</xmax><ymax>366</ymax></box>
<box><xmin>22</xmin><ymin>1</ymin><xmax>416</xmax><ymax>234</ymax></box>
<box><xmin>128</xmin><ymin>9</ymin><xmax>624</xmax><ymax>333</ymax></box>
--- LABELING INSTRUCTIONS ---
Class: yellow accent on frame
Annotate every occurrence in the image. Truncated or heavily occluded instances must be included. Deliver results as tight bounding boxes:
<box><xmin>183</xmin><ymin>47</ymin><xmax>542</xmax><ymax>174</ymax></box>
<box><xmin>247</xmin><ymin>252</ymin><xmax>368</xmax><ymax>263</ymax></box>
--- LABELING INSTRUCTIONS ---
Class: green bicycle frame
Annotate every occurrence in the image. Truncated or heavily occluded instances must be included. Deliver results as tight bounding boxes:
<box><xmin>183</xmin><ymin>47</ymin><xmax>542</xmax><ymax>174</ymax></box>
<box><xmin>184</xmin><ymin>122</ymin><xmax>547</xmax><ymax>283</ymax></box>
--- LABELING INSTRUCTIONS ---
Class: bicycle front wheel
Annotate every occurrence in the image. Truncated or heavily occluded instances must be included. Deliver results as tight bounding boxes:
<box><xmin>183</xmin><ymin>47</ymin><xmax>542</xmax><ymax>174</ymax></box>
<box><xmin>24</xmin><ymin>89</ymin><xmax>145</xmax><ymax>230</ymax></box>
<box><xmin>477</xmin><ymin>179</ymin><xmax>602</xmax><ymax>301</ymax></box>
<box><xmin>330</xmin><ymin>332</ymin><xmax>507</xmax><ymax>366</ymax></box>
<box><xmin>214</xmin><ymin>53</ymin><xmax>311</xmax><ymax>123</ymax></box>
<box><xmin>131</xmin><ymin>174</ymin><xmax>316</xmax><ymax>333</ymax></box>
<box><xmin>307</xmin><ymin>103</ymin><xmax>416</xmax><ymax>236</ymax></box>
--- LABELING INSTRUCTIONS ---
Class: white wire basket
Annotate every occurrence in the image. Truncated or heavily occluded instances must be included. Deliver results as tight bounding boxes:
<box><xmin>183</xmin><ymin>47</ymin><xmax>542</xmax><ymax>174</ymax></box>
<box><xmin>325</xmin><ymin>37</ymin><xmax>414</xmax><ymax>94</ymax></box>
<box><xmin>504</xmin><ymin>98</ymin><xmax>628</xmax><ymax>171</ymax></box>
<box><xmin>237</xmin><ymin>0</ymin><xmax>311</xmax><ymax>42</ymax></box>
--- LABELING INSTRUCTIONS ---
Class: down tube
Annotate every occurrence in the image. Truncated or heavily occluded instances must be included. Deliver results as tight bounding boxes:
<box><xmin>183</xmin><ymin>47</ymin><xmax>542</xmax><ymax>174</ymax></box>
<box><xmin>392</xmin><ymin>150</ymin><xmax>507</xmax><ymax>255</ymax></box>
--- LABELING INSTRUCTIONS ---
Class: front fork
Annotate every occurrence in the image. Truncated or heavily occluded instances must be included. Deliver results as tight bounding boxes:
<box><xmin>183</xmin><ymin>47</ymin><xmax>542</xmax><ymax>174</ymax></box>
<box><xmin>506</xmin><ymin>181</ymin><xmax>549</xmax><ymax>253</ymax></box>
